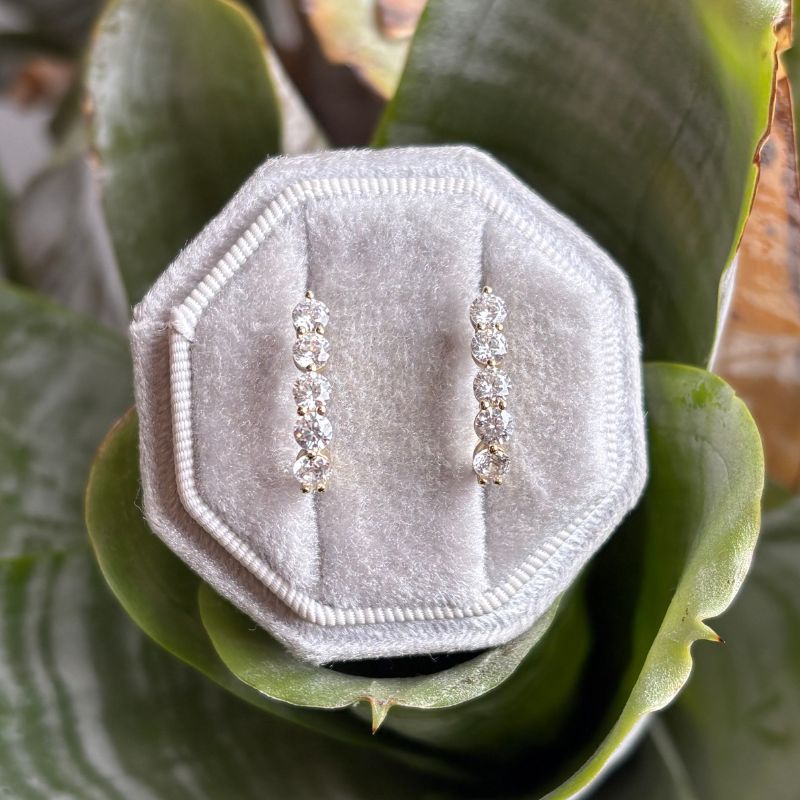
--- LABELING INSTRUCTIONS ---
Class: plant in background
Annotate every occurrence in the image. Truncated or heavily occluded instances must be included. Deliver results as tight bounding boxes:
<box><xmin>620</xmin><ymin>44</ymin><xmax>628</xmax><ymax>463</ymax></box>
<box><xmin>1</xmin><ymin>0</ymin><xmax>799</xmax><ymax>798</ymax></box>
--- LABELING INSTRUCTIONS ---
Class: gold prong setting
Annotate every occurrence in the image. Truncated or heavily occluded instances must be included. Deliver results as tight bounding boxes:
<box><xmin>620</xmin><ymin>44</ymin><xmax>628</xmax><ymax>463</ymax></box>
<box><xmin>293</xmin><ymin>291</ymin><xmax>329</xmax><ymax>331</ymax></box>
<box><xmin>470</xmin><ymin>286</ymin><xmax>512</xmax><ymax>486</ymax></box>
<box><xmin>292</xmin><ymin>291</ymin><xmax>333</xmax><ymax>492</ymax></box>
<box><xmin>293</xmin><ymin>332</ymin><xmax>330</xmax><ymax>371</ymax></box>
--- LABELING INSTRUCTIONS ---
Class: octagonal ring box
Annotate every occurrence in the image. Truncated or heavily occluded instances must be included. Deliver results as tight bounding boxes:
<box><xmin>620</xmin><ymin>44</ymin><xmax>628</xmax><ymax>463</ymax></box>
<box><xmin>130</xmin><ymin>146</ymin><xmax>647</xmax><ymax>665</ymax></box>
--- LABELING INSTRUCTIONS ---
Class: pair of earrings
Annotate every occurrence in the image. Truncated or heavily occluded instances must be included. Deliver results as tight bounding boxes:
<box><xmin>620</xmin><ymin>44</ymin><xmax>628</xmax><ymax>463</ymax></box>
<box><xmin>289</xmin><ymin>286</ymin><xmax>513</xmax><ymax>492</ymax></box>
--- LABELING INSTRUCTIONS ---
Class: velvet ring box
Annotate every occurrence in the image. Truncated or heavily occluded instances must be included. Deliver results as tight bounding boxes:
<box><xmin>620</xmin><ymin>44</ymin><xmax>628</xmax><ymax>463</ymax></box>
<box><xmin>130</xmin><ymin>146</ymin><xmax>647</xmax><ymax>664</ymax></box>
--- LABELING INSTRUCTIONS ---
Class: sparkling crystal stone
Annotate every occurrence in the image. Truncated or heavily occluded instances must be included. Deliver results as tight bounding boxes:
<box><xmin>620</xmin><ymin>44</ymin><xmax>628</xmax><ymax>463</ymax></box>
<box><xmin>294</xmin><ymin>452</ymin><xmax>331</xmax><ymax>490</ymax></box>
<box><xmin>473</xmin><ymin>447</ymin><xmax>511</xmax><ymax>481</ymax></box>
<box><xmin>471</xmin><ymin>329</ymin><xmax>507</xmax><ymax>364</ymax></box>
<box><xmin>293</xmin><ymin>372</ymin><xmax>332</xmax><ymax>411</ymax></box>
<box><xmin>473</xmin><ymin>367</ymin><xmax>511</xmax><ymax>402</ymax></box>
<box><xmin>292</xmin><ymin>298</ymin><xmax>330</xmax><ymax>331</ymax></box>
<box><xmin>294</xmin><ymin>412</ymin><xmax>333</xmax><ymax>453</ymax></box>
<box><xmin>293</xmin><ymin>333</ymin><xmax>331</xmax><ymax>371</ymax></box>
<box><xmin>470</xmin><ymin>293</ymin><xmax>507</xmax><ymax>327</ymax></box>
<box><xmin>474</xmin><ymin>407</ymin><xmax>514</xmax><ymax>444</ymax></box>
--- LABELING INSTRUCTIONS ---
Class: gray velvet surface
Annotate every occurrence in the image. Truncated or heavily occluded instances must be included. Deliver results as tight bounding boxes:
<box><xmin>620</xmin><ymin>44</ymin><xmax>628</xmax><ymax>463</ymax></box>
<box><xmin>131</xmin><ymin>146</ymin><xmax>647</xmax><ymax>663</ymax></box>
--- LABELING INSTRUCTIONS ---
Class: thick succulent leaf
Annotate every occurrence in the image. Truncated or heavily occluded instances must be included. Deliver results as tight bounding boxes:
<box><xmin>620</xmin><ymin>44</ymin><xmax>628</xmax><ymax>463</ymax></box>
<box><xmin>198</xmin><ymin>579</ymin><xmax>579</xmax><ymax>739</ymax></box>
<box><xmin>0</xmin><ymin>282</ymin><xmax>131</xmax><ymax>559</ymax></box>
<box><xmin>592</xmin><ymin>495</ymin><xmax>800</xmax><ymax>800</ymax></box>
<box><xmin>588</xmin><ymin>719</ymin><xmax>691</xmax><ymax>800</ymax></box>
<box><xmin>353</xmin><ymin>584</ymin><xmax>589</xmax><ymax>756</ymax></box>
<box><xmin>12</xmin><ymin>157</ymin><xmax>129</xmax><ymax>330</ymax></box>
<box><xmin>376</xmin><ymin>0</ymin><xmax>780</xmax><ymax>365</ymax></box>
<box><xmin>86</xmin><ymin>411</ymin><xmax>233</xmax><ymax>683</ymax></box>
<box><xmin>0</xmin><ymin>549</ymin><xmax>447</xmax><ymax>799</ymax></box>
<box><xmin>650</xmin><ymin>494</ymin><xmax>800</xmax><ymax>800</ymax></box>
<box><xmin>86</xmin><ymin>0</ymin><xmax>282</xmax><ymax>305</ymax></box>
<box><xmin>538</xmin><ymin>364</ymin><xmax>763</xmax><ymax>799</ymax></box>
<box><xmin>88</xmin><ymin>409</ymin><xmax>591</xmax><ymax>759</ymax></box>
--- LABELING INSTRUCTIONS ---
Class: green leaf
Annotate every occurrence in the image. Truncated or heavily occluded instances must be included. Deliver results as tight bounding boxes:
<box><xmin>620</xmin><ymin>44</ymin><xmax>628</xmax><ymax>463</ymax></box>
<box><xmin>86</xmin><ymin>410</ymin><xmax>229</xmax><ymax>682</ymax></box>
<box><xmin>0</xmin><ymin>281</ymin><xmax>131</xmax><ymax>559</ymax></box>
<box><xmin>649</xmin><ymin>494</ymin><xmax>800</xmax><ymax>800</ymax></box>
<box><xmin>0</xmin><ymin>549</ymin><xmax>447</xmax><ymax>799</ymax></box>
<box><xmin>539</xmin><ymin>364</ymin><xmax>763</xmax><ymax>798</ymax></box>
<box><xmin>86</xmin><ymin>0</ymin><xmax>282</xmax><ymax>305</ymax></box>
<box><xmin>606</xmin><ymin>23</ymin><xmax>800</xmax><ymax>799</ymax></box>
<box><xmin>376</xmin><ymin>0</ymin><xmax>779</xmax><ymax>365</ymax></box>
<box><xmin>198</xmin><ymin>579</ymin><xmax>583</xmax><ymax>743</ymax></box>
<box><xmin>352</xmin><ymin>584</ymin><xmax>590</xmax><ymax>757</ymax></box>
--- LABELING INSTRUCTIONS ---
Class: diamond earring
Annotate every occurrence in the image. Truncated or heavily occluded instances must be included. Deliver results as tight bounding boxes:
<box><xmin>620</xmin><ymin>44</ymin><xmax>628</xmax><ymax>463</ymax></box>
<box><xmin>291</xmin><ymin>290</ymin><xmax>333</xmax><ymax>493</ymax></box>
<box><xmin>470</xmin><ymin>286</ymin><xmax>512</xmax><ymax>485</ymax></box>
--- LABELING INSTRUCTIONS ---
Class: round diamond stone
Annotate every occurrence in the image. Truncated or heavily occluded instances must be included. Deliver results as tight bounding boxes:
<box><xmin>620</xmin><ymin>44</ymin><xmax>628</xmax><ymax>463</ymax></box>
<box><xmin>292</xmin><ymin>298</ymin><xmax>330</xmax><ymax>331</ymax></box>
<box><xmin>293</xmin><ymin>333</ymin><xmax>331</xmax><ymax>371</ymax></box>
<box><xmin>474</xmin><ymin>408</ymin><xmax>514</xmax><ymax>444</ymax></box>
<box><xmin>294</xmin><ymin>412</ymin><xmax>333</xmax><ymax>453</ymax></box>
<box><xmin>473</xmin><ymin>368</ymin><xmax>511</xmax><ymax>402</ymax></box>
<box><xmin>470</xmin><ymin>293</ymin><xmax>507</xmax><ymax>327</ymax></box>
<box><xmin>473</xmin><ymin>447</ymin><xmax>511</xmax><ymax>482</ymax></box>
<box><xmin>293</xmin><ymin>372</ymin><xmax>332</xmax><ymax>411</ymax></box>
<box><xmin>471</xmin><ymin>329</ymin><xmax>507</xmax><ymax>364</ymax></box>
<box><xmin>294</xmin><ymin>452</ymin><xmax>331</xmax><ymax>490</ymax></box>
